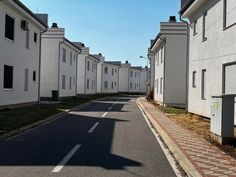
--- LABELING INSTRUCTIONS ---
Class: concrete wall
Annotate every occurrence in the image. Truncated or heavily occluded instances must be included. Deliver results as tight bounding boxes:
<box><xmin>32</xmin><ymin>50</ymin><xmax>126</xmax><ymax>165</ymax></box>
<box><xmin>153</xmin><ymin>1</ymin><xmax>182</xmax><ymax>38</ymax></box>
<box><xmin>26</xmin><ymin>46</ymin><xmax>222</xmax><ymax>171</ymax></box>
<box><xmin>85</xmin><ymin>56</ymin><xmax>98</xmax><ymax>94</ymax></box>
<box><xmin>102</xmin><ymin>63</ymin><xmax>119</xmax><ymax>93</ymax></box>
<box><xmin>140</xmin><ymin>68</ymin><xmax>148</xmax><ymax>93</ymax></box>
<box><xmin>186</xmin><ymin>0</ymin><xmax>236</xmax><ymax>118</ymax></box>
<box><xmin>129</xmin><ymin>69</ymin><xmax>141</xmax><ymax>93</ymax></box>
<box><xmin>152</xmin><ymin>22</ymin><xmax>187</xmax><ymax>107</ymax></box>
<box><xmin>0</xmin><ymin>1</ymin><xmax>44</xmax><ymax>106</ymax></box>
<box><xmin>40</xmin><ymin>27</ymin><xmax>78</xmax><ymax>99</ymax></box>
<box><xmin>59</xmin><ymin>43</ymin><xmax>77</xmax><ymax>97</ymax></box>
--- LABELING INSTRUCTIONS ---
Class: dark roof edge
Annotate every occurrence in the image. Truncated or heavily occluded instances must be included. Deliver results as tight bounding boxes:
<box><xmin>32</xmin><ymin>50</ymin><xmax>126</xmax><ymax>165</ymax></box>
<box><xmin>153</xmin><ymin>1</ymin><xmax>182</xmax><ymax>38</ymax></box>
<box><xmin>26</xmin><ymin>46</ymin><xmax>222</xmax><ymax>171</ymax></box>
<box><xmin>105</xmin><ymin>61</ymin><xmax>121</xmax><ymax>67</ymax></box>
<box><xmin>179</xmin><ymin>0</ymin><xmax>195</xmax><ymax>15</ymax></box>
<box><xmin>64</xmin><ymin>38</ymin><xmax>81</xmax><ymax>51</ymax></box>
<box><xmin>150</xmin><ymin>33</ymin><xmax>161</xmax><ymax>50</ymax></box>
<box><xmin>88</xmin><ymin>55</ymin><xmax>100</xmax><ymax>62</ymax></box>
<box><xmin>13</xmin><ymin>0</ymin><xmax>47</xmax><ymax>29</ymax></box>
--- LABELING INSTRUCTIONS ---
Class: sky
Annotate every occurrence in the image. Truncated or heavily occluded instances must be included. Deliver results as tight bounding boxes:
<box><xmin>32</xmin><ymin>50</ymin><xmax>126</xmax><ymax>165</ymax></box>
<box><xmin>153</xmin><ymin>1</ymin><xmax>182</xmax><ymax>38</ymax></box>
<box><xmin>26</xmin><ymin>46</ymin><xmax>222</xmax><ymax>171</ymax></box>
<box><xmin>22</xmin><ymin>0</ymin><xmax>180</xmax><ymax>67</ymax></box>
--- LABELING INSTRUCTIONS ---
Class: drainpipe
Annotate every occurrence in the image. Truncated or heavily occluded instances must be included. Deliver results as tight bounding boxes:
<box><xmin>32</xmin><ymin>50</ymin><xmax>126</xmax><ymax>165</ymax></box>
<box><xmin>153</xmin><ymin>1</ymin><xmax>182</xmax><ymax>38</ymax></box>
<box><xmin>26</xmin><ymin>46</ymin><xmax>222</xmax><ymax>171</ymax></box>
<box><xmin>179</xmin><ymin>14</ymin><xmax>190</xmax><ymax>112</ymax></box>
<box><xmin>38</xmin><ymin>28</ymin><xmax>47</xmax><ymax>104</ymax></box>
<box><xmin>58</xmin><ymin>41</ymin><xmax>64</xmax><ymax>99</ymax></box>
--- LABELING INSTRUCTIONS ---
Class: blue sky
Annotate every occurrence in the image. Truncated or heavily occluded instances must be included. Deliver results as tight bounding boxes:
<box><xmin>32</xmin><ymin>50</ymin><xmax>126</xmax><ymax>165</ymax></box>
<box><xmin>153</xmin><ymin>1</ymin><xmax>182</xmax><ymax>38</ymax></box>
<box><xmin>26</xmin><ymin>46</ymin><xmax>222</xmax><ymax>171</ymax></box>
<box><xmin>22</xmin><ymin>0</ymin><xmax>180</xmax><ymax>67</ymax></box>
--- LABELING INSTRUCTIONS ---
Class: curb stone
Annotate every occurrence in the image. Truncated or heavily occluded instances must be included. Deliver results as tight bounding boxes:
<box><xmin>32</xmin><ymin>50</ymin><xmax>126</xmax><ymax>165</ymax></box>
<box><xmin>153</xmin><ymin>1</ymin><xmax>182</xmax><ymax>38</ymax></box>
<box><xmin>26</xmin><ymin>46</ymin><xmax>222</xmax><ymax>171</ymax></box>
<box><xmin>137</xmin><ymin>98</ymin><xmax>202</xmax><ymax>177</ymax></box>
<box><xmin>0</xmin><ymin>98</ymin><xmax>102</xmax><ymax>141</ymax></box>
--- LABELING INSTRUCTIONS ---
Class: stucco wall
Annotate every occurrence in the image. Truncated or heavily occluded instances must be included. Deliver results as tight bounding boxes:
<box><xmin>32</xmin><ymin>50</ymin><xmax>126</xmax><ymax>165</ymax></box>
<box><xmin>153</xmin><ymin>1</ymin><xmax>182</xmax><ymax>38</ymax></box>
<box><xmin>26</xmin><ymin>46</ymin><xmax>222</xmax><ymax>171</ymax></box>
<box><xmin>102</xmin><ymin>63</ymin><xmax>119</xmax><ymax>93</ymax></box>
<box><xmin>0</xmin><ymin>2</ymin><xmax>42</xmax><ymax>106</ymax></box>
<box><xmin>187</xmin><ymin>0</ymin><xmax>236</xmax><ymax>118</ymax></box>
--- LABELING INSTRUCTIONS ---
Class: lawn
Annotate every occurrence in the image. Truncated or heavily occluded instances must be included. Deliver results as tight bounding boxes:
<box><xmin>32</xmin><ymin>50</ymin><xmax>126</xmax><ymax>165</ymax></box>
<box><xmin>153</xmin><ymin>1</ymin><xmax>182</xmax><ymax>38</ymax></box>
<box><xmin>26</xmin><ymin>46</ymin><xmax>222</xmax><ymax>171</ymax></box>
<box><xmin>0</xmin><ymin>96</ymin><xmax>103</xmax><ymax>135</ymax></box>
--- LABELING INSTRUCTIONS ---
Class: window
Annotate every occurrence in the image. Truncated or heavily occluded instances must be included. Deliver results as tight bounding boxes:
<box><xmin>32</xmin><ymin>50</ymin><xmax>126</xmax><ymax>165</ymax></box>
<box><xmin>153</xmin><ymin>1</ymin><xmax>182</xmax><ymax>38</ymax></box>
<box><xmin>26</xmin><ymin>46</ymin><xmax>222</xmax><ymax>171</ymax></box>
<box><xmin>193</xmin><ymin>20</ymin><xmax>197</xmax><ymax>35</ymax></box>
<box><xmin>156</xmin><ymin>79</ymin><xmax>159</xmax><ymax>94</ymax></box>
<box><xmin>5</xmin><ymin>14</ymin><xmax>15</xmax><ymax>41</ymax></box>
<box><xmin>104</xmin><ymin>66</ymin><xmax>108</xmax><ymax>74</ymax></box>
<box><xmin>201</xmin><ymin>69</ymin><xmax>206</xmax><ymax>100</ymax></box>
<box><xmin>223</xmin><ymin>0</ymin><xmax>236</xmax><ymax>29</ymax></box>
<box><xmin>161</xmin><ymin>46</ymin><xmax>165</xmax><ymax>63</ymax></box>
<box><xmin>104</xmin><ymin>81</ymin><xmax>108</xmax><ymax>89</ymax></box>
<box><xmin>111</xmin><ymin>82</ymin><xmax>114</xmax><ymax>89</ymax></box>
<box><xmin>70</xmin><ymin>52</ymin><xmax>72</xmax><ymax>65</ymax></box>
<box><xmin>62</xmin><ymin>48</ymin><xmax>66</xmax><ymax>63</ymax></box>
<box><xmin>24</xmin><ymin>69</ymin><xmax>29</xmax><ymax>91</ymax></box>
<box><xmin>192</xmin><ymin>71</ymin><xmax>196</xmax><ymax>88</ymax></box>
<box><xmin>115</xmin><ymin>69</ymin><xmax>117</xmax><ymax>73</ymax></box>
<box><xmin>130</xmin><ymin>71</ymin><xmax>133</xmax><ymax>78</ymax></box>
<box><xmin>115</xmin><ymin>82</ymin><xmax>117</xmax><ymax>87</ymax></box>
<box><xmin>34</xmin><ymin>33</ymin><xmax>37</xmax><ymax>43</ymax></box>
<box><xmin>26</xmin><ymin>30</ymin><xmax>30</xmax><ymax>49</ymax></box>
<box><xmin>135</xmin><ymin>72</ymin><xmax>137</xmax><ymax>78</ymax></box>
<box><xmin>130</xmin><ymin>82</ymin><xmax>133</xmax><ymax>89</ymax></box>
<box><xmin>73</xmin><ymin>77</ymin><xmax>76</xmax><ymax>86</ymax></box>
<box><xmin>156</xmin><ymin>52</ymin><xmax>159</xmax><ymax>66</ymax></box>
<box><xmin>4</xmin><ymin>65</ymin><xmax>13</xmax><ymax>89</ymax></box>
<box><xmin>160</xmin><ymin>78</ymin><xmax>163</xmax><ymax>94</ymax></box>
<box><xmin>135</xmin><ymin>83</ymin><xmax>137</xmax><ymax>89</ymax></box>
<box><xmin>91</xmin><ymin>80</ymin><xmax>94</xmax><ymax>89</ymax></box>
<box><xmin>112</xmin><ymin>68</ymin><xmax>114</xmax><ymax>75</ymax></box>
<box><xmin>87</xmin><ymin>61</ymin><xmax>90</xmax><ymax>71</ymax></box>
<box><xmin>202</xmin><ymin>12</ymin><xmax>207</xmax><ymax>41</ymax></box>
<box><xmin>69</xmin><ymin>76</ymin><xmax>72</xmax><ymax>90</ymax></box>
<box><xmin>87</xmin><ymin>79</ymin><xmax>90</xmax><ymax>89</ymax></box>
<box><xmin>74</xmin><ymin>54</ymin><xmax>76</xmax><ymax>62</ymax></box>
<box><xmin>33</xmin><ymin>71</ymin><xmax>36</xmax><ymax>82</ymax></box>
<box><xmin>62</xmin><ymin>75</ymin><xmax>66</xmax><ymax>90</ymax></box>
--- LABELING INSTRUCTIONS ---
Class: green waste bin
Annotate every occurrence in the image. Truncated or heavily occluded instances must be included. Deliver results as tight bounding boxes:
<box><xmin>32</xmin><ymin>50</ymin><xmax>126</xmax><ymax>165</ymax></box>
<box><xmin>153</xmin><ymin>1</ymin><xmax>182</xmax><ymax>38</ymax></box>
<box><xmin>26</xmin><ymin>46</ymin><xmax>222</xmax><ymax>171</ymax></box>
<box><xmin>51</xmin><ymin>90</ymin><xmax>59</xmax><ymax>101</ymax></box>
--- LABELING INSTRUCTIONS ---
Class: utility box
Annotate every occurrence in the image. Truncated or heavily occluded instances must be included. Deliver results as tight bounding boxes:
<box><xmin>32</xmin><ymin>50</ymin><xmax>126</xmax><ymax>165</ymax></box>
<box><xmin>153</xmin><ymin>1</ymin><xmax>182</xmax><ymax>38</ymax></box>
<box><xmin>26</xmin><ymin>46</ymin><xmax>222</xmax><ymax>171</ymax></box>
<box><xmin>211</xmin><ymin>95</ymin><xmax>235</xmax><ymax>144</ymax></box>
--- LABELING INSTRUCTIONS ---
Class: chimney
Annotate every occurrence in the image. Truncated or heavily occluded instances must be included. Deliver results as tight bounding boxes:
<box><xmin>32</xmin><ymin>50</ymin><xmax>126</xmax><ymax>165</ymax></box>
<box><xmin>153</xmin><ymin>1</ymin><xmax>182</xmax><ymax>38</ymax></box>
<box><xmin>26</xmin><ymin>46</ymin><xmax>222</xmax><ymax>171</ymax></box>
<box><xmin>51</xmin><ymin>23</ymin><xmax>58</xmax><ymax>28</ymax></box>
<box><xmin>99</xmin><ymin>53</ymin><xmax>102</xmax><ymax>56</ymax></box>
<box><xmin>125</xmin><ymin>60</ymin><xmax>129</xmax><ymax>64</ymax></box>
<box><xmin>169</xmin><ymin>16</ymin><xmax>176</xmax><ymax>23</ymax></box>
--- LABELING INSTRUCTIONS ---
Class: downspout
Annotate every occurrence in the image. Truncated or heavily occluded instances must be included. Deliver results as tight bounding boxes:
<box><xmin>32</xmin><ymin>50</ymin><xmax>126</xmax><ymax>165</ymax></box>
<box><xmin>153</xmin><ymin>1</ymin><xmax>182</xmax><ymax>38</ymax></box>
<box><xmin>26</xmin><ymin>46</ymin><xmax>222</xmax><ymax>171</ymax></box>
<box><xmin>84</xmin><ymin>57</ymin><xmax>87</xmax><ymax>95</ymax></box>
<box><xmin>180</xmin><ymin>14</ymin><xmax>190</xmax><ymax>112</ymax></box>
<box><xmin>38</xmin><ymin>28</ymin><xmax>47</xmax><ymax>104</ymax></box>
<box><xmin>162</xmin><ymin>38</ymin><xmax>166</xmax><ymax>107</ymax></box>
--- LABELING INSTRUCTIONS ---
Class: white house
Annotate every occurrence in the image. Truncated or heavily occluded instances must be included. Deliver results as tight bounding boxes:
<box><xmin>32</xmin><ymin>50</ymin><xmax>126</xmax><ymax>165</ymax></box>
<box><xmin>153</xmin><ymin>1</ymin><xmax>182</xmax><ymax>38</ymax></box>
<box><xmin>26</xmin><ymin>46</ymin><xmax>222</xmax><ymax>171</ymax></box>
<box><xmin>180</xmin><ymin>0</ymin><xmax>236</xmax><ymax>122</ymax></box>
<box><xmin>40</xmin><ymin>22</ymin><xmax>80</xmax><ymax>100</ymax></box>
<box><xmin>74</xmin><ymin>43</ymin><xmax>100</xmax><ymax>95</ymax></box>
<box><xmin>0</xmin><ymin>0</ymin><xmax>46</xmax><ymax>107</ymax></box>
<box><xmin>140</xmin><ymin>67</ymin><xmax>149</xmax><ymax>94</ymax></box>
<box><xmin>101</xmin><ymin>61</ymin><xmax>120</xmax><ymax>94</ymax></box>
<box><xmin>118</xmin><ymin>61</ymin><xmax>142</xmax><ymax>93</ymax></box>
<box><xmin>150</xmin><ymin>16</ymin><xmax>188</xmax><ymax>108</ymax></box>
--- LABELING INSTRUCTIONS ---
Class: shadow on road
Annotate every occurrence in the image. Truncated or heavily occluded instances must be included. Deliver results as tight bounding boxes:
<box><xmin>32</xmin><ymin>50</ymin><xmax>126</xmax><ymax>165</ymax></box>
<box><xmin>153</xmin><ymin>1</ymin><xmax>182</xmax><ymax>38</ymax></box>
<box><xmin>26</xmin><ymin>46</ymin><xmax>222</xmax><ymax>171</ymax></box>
<box><xmin>0</xmin><ymin>99</ymin><xmax>142</xmax><ymax>170</ymax></box>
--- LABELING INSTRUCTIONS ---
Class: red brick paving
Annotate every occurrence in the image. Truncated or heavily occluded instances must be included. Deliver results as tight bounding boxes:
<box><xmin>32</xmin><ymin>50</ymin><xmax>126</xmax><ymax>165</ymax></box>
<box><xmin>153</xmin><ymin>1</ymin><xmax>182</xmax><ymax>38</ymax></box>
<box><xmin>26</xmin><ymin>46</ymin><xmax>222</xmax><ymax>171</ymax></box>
<box><xmin>139</xmin><ymin>98</ymin><xmax>236</xmax><ymax>177</ymax></box>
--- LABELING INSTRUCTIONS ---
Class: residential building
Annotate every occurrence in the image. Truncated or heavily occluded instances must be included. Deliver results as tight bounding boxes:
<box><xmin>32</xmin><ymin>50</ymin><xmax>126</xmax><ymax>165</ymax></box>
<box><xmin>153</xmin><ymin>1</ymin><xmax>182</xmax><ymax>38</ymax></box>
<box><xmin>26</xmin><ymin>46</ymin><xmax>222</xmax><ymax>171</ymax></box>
<box><xmin>140</xmin><ymin>67</ymin><xmax>149</xmax><ymax>94</ymax></box>
<box><xmin>40</xmin><ymin>22</ymin><xmax>80</xmax><ymax>100</ymax></box>
<box><xmin>0</xmin><ymin>0</ymin><xmax>46</xmax><ymax>107</ymax></box>
<box><xmin>75</xmin><ymin>43</ymin><xmax>100</xmax><ymax>95</ymax></box>
<box><xmin>180</xmin><ymin>0</ymin><xmax>236</xmax><ymax>123</ymax></box>
<box><xmin>101</xmin><ymin>61</ymin><xmax>120</xmax><ymax>93</ymax></box>
<box><xmin>150</xmin><ymin>16</ymin><xmax>188</xmax><ymax>108</ymax></box>
<box><xmin>118</xmin><ymin>61</ymin><xmax>142</xmax><ymax>93</ymax></box>
<box><xmin>148</xmin><ymin>49</ymin><xmax>155</xmax><ymax>92</ymax></box>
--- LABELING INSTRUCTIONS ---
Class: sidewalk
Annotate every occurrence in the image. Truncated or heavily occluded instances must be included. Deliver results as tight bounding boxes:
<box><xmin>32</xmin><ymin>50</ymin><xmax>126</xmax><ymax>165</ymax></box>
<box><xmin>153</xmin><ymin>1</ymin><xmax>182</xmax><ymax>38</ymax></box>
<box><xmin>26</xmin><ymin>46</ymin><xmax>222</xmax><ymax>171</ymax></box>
<box><xmin>137</xmin><ymin>97</ymin><xmax>236</xmax><ymax>177</ymax></box>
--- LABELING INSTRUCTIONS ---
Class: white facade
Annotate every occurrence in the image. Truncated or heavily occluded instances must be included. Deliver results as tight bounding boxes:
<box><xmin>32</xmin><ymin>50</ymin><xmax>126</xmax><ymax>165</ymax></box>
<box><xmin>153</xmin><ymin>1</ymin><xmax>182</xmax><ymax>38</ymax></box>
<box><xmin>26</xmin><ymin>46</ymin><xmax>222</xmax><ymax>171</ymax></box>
<box><xmin>140</xmin><ymin>68</ymin><xmax>149</xmax><ymax>94</ymax></box>
<box><xmin>181</xmin><ymin>0</ymin><xmax>236</xmax><ymax>118</ymax></box>
<box><xmin>101</xmin><ymin>62</ymin><xmax>120</xmax><ymax>93</ymax></box>
<box><xmin>0</xmin><ymin>0</ymin><xmax>46</xmax><ymax>107</ymax></box>
<box><xmin>76</xmin><ymin>45</ymin><xmax>100</xmax><ymax>95</ymax></box>
<box><xmin>151</xmin><ymin>18</ymin><xmax>188</xmax><ymax>107</ymax></box>
<box><xmin>40</xmin><ymin>24</ymin><xmax>80</xmax><ymax>99</ymax></box>
<box><xmin>118</xmin><ymin>61</ymin><xmax>143</xmax><ymax>93</ymax></box>
<box><xmin>129</xmin><ymin>67</ymin><xmax>141</xmax><ymax>93</ymax></box>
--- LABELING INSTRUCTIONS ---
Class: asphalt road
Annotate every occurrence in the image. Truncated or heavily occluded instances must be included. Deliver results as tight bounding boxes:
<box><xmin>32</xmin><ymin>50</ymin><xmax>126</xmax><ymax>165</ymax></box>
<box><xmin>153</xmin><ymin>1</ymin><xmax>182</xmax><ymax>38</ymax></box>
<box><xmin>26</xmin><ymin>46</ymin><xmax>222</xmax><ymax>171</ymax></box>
<box><xmin>0</xmin><ymin>96</ymin><xmax>176</xmax><ymax>177</ymax></box>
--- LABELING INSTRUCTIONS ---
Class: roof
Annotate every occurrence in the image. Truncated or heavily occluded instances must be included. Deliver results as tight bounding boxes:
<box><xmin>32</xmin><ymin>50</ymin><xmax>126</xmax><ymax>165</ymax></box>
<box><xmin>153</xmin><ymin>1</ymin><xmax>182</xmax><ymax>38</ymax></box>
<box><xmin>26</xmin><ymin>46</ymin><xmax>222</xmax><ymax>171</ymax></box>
<box><xmin>179</xmin><ymin>0</ymin><xmax>195</xmax><ymax>15</ymax></box>
<box><xmin>105</xmin><ymin>61</ymin><xmax>121</xmax><ymax>67</ymax></box>
<box><xmin>91</xmin><ymin>54</ymin><xmax>102</xmax><ymax>61</ymax></box>
<box><xmin>150</xmin><ymin>33</ymin><xmax>161</xmax><ymax>50</ymax></box>
<box><xmin>131</xmin><ymin>66</ymin><xmax>142</xmax><ymax>71</ymax></box>
<box><xmin>64</xmin><ymin>38</ymin><xmax>81</xmax><ymax>51</ymax></box>
<box><xmin>12</xmin><ymin>0</ymin><xmax>47</xmax><ymax>29</ymax></box>
<box><xmin>88</xmin><ymin>55</ymin><xmax>101</xmax><ymax>62</ymax></box>
<box><xmin>73</xmin><ymin>42</ymin><xmax>85</xmax><ymax>49</ymax></box>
